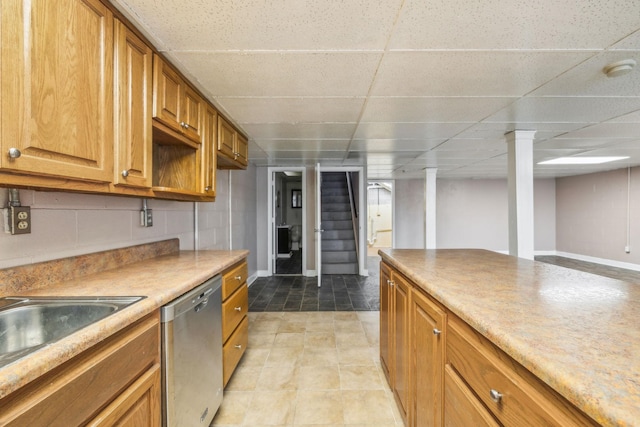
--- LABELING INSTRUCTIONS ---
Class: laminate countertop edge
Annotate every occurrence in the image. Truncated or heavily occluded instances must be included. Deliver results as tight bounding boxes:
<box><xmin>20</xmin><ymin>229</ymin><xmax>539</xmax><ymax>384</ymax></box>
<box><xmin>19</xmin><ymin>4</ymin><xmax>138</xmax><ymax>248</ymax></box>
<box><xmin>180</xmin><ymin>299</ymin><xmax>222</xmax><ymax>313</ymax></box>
<box><xmin>0</xmin><ymin>249</ymin><xmax>249</xmax><ymax>399</ymax></box>
<box><xmin>379</xmin><ymin>248</ymin><xmax>640</xmax><ymax>427</ymax></box>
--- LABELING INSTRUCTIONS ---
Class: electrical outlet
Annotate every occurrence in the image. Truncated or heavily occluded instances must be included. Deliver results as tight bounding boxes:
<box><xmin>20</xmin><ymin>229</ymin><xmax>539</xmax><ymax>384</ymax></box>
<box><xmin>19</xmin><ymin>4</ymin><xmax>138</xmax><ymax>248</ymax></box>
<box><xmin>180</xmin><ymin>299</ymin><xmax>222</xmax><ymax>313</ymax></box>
<box><xmin>9</xmin><ymin>206</ymin><xmax>31</xmax><ymax>235</ymax></box>
<box><xmin>140</xmin><ymin>208</ymin><xmax>153</xmax><ymax>227</ymax></box>
<box><xmin>625</xmin><ymin>245</ymin><xmax>630</xmax><ymax>253</ymax></box>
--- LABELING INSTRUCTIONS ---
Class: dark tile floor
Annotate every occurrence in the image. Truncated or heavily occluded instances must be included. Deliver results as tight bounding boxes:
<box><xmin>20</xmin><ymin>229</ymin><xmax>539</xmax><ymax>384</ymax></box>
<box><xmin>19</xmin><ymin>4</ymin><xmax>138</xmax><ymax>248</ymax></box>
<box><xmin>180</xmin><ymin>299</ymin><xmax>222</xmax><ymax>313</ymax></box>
<box><xmin>249</xmin><ymin>256</ymin><xmax>381</xmax><ymax>312</ymax></box>
<box><xmin>275</xmin><ymin>249</ymin><xmax>302</xmax><ymax>275</ymax></box>
<box><xmin>250</xmin><ymin>254</ymin><xmax>640</xmax><ymax>312</ymax></box>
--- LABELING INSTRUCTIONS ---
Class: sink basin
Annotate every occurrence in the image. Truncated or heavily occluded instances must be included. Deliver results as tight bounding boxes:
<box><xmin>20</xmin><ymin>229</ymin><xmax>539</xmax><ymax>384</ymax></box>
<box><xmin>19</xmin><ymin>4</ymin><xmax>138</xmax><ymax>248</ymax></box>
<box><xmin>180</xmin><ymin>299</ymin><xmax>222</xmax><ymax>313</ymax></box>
<box><xmin>0</xmin><ymin>296</ymin><xmax>143</xmax><ymax>369</ymax></box>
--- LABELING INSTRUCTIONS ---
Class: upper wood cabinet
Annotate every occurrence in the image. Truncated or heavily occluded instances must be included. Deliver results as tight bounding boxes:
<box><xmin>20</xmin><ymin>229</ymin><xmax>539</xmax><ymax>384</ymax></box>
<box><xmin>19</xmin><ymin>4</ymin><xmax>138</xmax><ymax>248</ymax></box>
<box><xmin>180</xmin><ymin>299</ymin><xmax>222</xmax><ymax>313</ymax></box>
<box><xmin>217</xmin><ymin>116</ymin><xmax>248</xmax><ymax>169</ymax></box>
<box><xmin>1</xmin><ymin>0</ymin><xmax>114</xmax><ymax>182</ymax></box>
<box><xmin>152</xmin><ymin>55</ymin><xmax>203</xmax><ymax>145</ymax></box>
<box><xmin>201</xmin><ymin>105</ymin><xmax>218</xmax><ymax>197</ymax></box>
<box><xmin>113</xmin><ymin>19</ymin><xmax>153</xmax><ymax>189</ymax></box>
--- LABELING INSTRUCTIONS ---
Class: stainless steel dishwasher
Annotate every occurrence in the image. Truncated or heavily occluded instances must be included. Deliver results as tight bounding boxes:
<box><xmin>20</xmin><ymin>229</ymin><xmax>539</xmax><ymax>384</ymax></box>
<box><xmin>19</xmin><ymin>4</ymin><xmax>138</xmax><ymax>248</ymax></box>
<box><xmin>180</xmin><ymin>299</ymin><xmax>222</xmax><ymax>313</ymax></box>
<box><xmin>161</xmin><ymin>275</ymin><xmax>223</xmax><ymax>427</ymax></box>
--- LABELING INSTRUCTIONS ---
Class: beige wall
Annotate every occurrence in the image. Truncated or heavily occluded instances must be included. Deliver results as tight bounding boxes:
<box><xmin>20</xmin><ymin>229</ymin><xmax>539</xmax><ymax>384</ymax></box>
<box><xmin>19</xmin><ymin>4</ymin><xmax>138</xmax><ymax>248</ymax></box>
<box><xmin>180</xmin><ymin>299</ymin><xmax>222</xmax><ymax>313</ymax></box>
<box><xmin>0</xmin><ymin>166</ymin><xmax>258</xmax><ymax>275</ymax></box>
<box><xmin>556</xmin><ymin>166</ymin><xmax>640</xmax><ymax>265</ymax></box>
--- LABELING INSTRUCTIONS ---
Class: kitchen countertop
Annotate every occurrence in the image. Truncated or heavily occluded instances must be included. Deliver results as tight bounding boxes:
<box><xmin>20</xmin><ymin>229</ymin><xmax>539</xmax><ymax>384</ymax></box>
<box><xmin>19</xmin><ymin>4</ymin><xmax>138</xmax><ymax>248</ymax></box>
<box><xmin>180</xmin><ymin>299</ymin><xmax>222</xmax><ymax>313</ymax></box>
<box><xmin>379</xmin><ymin>248</ymin><xmax>640</xmax><ymax>427</ymax></box>
<box><xmin>0</xmin><ymin>249</ymin><xmax>248</xmax><ymax>399</ymax></box>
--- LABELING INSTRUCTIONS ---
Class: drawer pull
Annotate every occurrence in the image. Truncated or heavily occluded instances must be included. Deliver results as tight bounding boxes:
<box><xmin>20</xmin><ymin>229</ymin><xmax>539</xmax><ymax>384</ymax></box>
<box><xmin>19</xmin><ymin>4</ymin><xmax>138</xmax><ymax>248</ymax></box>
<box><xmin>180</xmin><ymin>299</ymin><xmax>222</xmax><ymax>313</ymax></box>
<box><xmin>234</xmin><ymin>344</ymin><xmax>242</xmax><ymax>349</ymax></box>
<box><xmin>433</xmin><ymin>328</ymin><xmax>441</xmax><ymax>336</ymax></box>
<box><xmin>235</xmin><ymin>275</ymin><xmax>242</xmax><ymax>281</ymax></box>
<box><xmin>490</xmin><ymin>389</ymin><xmax>503</xmax><ymax>403</ymax></box>
<box><xmin>234</xmin><ymin>306</ymin><xmax>242</xmax><ymax>311</ymax></box>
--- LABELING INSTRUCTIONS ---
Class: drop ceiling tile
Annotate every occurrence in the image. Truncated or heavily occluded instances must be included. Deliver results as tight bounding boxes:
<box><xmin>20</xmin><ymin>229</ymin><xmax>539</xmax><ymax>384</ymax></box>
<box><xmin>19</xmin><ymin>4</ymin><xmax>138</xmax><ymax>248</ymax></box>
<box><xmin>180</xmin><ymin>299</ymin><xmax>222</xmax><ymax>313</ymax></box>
<box><xmin>484</xmin><ymin>97</ymin><xmax>640</xmax><ymax>123</ymax></box>
<box><xmin>534</xmin><ymin>138</ymin><xmax>629</xmax><ymax>150</ymax></box>
<box><xmin>353</xmin><ymin>122</ymin><xmax>472</xmax><ymax>139</ymax></box>
<box><xmin>607</xmin><ymin>109</ymin><xmax>640</xmax><ymax>122</ymax></box>
<box><xmin>530</xmin><ymin>52</ymin><xmax>640</xmax><ymax>97</ymax></box>
<box><xmin>173</xmin><ymin>52</ymin><xmax>382</xmax><ymax>97</ymax></box>
<box><xmin>556</xmin><ymin>122</ymin><xmax>640</xmax><ymax>139</ymax></box>
<box><xmin>361</xmin><ymin>97</ymin><xmax>516</xmax><ymax>122</ymax></box>
<box><xmin>240</xmin><ymin>123</ymin><xmax>356</xmax><ymax>140</ymax></box>
<box><xmin>349</xmin><ymin>139</ymin><xmax>444</xmax><ymax>152</ymax></box>
<box><xmin>216</xmin><ymin>97</ymin><xmax>365</xmax><ymax>123</ymax></box>
<box><xmin>434</xmin><ymin>138</ymin><xmax>508</xmax><ymax>152</ymax></box>
<box><xmin>610</xmin><ymin>29</ymin><xmax>640</xmax><ymax>50</ymax></box>
<box><xmin>114</xmin><ymin>0</ymin><xmax>403</xmax><ymax>50</ymax></box>
<box><xmin>609</xmin><ymin>139</ymin><xmax>640</xmax><ymax>149</ymax></box>
<box><xmin>371</xmin><ymin>51</ymin><xmax>594</xmax><ymax>97</ymax></box>
<box><xmin>389</xmin><ymin>0</ymin><xmax>640</xmax><ymax>49</ymax></box>
<box><xmin>266</xmin><ymin>150</ymin><xmax>345</xmax><ymax>159</ymax></box>
<box><xmin>255</xmin><ymin>139</ymin><xmax>350</xmax><ymax>151</ymax></box>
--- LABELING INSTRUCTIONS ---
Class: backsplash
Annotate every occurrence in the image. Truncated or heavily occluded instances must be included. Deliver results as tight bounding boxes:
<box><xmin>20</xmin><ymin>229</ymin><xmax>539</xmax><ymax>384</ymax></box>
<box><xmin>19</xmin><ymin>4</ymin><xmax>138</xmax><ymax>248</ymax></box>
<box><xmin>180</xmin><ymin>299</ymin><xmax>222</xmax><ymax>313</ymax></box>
<box><xmin>0</xmin><ymin>239</ymin><xmax>179</xmax><ymax>296</ymax></box>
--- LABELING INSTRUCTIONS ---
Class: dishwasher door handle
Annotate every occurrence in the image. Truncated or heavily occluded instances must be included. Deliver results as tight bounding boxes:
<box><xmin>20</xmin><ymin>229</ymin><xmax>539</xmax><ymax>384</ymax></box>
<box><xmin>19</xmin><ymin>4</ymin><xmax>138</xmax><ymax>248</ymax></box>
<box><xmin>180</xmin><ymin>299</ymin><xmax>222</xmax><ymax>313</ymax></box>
<box><xmin>194</xmin><ymin>298</ymin><xmax>209</xmax><ymax>312</ymax></box>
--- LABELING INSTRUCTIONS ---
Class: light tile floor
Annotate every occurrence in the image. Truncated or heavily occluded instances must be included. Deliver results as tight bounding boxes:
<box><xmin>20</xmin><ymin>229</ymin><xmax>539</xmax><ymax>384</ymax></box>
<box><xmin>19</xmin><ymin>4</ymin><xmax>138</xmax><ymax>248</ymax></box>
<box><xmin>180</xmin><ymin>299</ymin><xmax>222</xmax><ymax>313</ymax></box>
<box><xmin>211</xmin><ymin>311</ymin><xmax>404</xmax><ymax>426</ymax></box>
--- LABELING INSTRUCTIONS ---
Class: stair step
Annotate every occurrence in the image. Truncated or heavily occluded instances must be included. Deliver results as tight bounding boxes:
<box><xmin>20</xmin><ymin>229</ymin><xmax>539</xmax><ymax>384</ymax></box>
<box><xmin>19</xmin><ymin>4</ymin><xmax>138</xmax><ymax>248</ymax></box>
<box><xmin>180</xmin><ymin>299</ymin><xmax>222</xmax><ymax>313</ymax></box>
<box><xmin>322</xmin><ymin>263</ymin><xmax>358</xmax><ymax>275</ymax></box>
<box><xmin>322</xmin><ymin>229</ymin><xmax>354</xmax><ymax>240</ymax></box>
<box><xmin>322</xmin><ymin>173</ymin><xmax>346</xmax><ymax>181</ymax></box>
<box><xmin>322</xmin><ymin>211</ymin><xmax>351</xmax><ymax>221</ymax></box>
<box><xmin>323</xmin><ymin>251</ymin><xmax>357</xmax><ymax>263</ymax></box>
<box><xmin>322</xmin><ymin>203</ymin><xmax>350</xmax><ymax>212</ymax></box>
<box><xmin>321</xmin><ymin>180</ymin><xmax>347</xmax><ymax>189</ymax></box>
<box><xmin>322</xmin><ymin>240</ymin><xmax>356</xmax><ymax>251</ymax></box>
<box><xmin>321</xmin><ymin>195</ymin><xmax>350</xmax><ymax>204</ymax></box>
<box><xmin>322</xmin><ymin>220</ymin><xmax>353</xmax><ymax>230</ymax></box>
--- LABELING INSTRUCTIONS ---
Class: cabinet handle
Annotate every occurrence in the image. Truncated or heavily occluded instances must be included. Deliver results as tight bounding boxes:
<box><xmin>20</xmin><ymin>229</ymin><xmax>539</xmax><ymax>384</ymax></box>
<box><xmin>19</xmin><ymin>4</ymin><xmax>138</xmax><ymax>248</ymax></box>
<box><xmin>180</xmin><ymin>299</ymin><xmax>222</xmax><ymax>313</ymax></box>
<box><xmin>433</xmin><ymin>328</ymin><xmax>441</xmax><ymax>336</ymax></box>
<box><xmin>490</xmin><ymin>389</ymin><xmax>503</xmax><ymax>403</ymax></box>
<box><xmin>235</xmin><ymin>275</ymin><xmax>242</xmax><ymax>281</ymax></box>
<box><xmin>234</xmin><ymin>306</ymin><xmax>242</xmax><ymax>311</ymax></box>
<box><xmin>121</xmin><ymin>170</ymin><xmax>129</xmax><ymax>177</ymax></box>
<box><xmin>8</xmin><ymin>148</ymin><xmax>21</xmax><ymax>159</ymax></box>
<box><xmin>205</xmin><ymin>186</ymin><xmax>210</xmax><ymax>191</ymax></box>
<box><xmin>389</xmin><ymin>280</ymin><xmax>394</xmax><ymax>287</ymax></box>
<box><xmin>184</xmin><ymin>123</ymin><xmax>190</xmax><ymax>129</ymax></box>
<box><xmin>234</xmin><ymin>344</ymin><xmax>242</xmax><ymax>349</ymax></box>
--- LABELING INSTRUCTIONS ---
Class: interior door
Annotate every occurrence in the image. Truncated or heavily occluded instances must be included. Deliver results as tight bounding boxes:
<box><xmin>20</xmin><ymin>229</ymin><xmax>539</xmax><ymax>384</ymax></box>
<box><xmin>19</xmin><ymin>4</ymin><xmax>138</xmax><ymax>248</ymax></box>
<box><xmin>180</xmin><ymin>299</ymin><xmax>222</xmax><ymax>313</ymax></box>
<box><xmin>315</xmin><ymin>164</ymin><xmax>322</xmax><ymax>286</ymax></box>
<box><xmin>271</xmin><ymin>173</ymin><xmax>277</xmax><ymax>274</ymax></box>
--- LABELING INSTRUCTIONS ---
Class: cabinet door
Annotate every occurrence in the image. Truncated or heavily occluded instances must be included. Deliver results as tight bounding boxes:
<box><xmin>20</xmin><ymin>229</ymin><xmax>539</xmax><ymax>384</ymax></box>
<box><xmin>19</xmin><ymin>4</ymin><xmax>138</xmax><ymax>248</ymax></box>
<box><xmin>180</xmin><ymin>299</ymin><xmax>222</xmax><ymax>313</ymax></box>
<box><xmin>88</xmin><ymin>364</ymin><xmax>161</xmax><ymax>427</ymax></box>
<box><xmin>1</xmin><ymin>0</ymin><xmax>113</xmax><ymax>182</ymax></box>
<box><xmin>182</xmin><ymin>85</ymin><xmax>203</xmax><ymax>143</ymax></box>
<box><xmin>236</xmin><ymin>133</ymin><xmax>249</xmax><ymax>166</ymax></box>
<box><xmin>201</xmin><ymin>105</ymin><xmax>217</xmax><ymax>196</ymax></box>
<box><xmin>412</xmin><ymin>289</ymin><xmax>446</xmax><ymax>427</ymax></box>
<box><xmin>152</xmin><ymin>55</ymin><xmax>183</xmax><ymax>134</ymax></box>
<box><xmin>379</xmin><ymin>262</ymin><xmax>393</xmax><ymax>383</ymax></box>
<box><xmin>217</xmin><ymin>116</ymin><xmax>236</xmax><ymax>160</ymax></box>
<box><xmin>392</xmin><ymin>272</ymin><xmax>410</xmax><ymax>424</ymax></box>
<box><xmin>113</xmin><ymin>19</ymin><xmax>152</xmax><ymax>188</ymax></box>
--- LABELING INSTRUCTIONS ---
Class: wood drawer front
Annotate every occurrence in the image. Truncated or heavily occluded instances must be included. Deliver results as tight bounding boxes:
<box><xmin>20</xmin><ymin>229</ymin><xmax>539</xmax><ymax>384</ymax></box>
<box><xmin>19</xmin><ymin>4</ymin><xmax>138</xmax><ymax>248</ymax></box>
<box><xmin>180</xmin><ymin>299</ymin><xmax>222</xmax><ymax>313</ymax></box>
<box><xmin>222</xmin><ymin>283</ymin><xmax>248</xmax><ymax>341</ymax></box>
<box><xmin>0</xmin><ymin>313</ymin><xmax>160</xmax><ymax>427</ymax></box>
<box><xmin>223</xmin><ymin>315</ymin><xmax>249</xmax><ymax>386</ymax></box>
<box><xmin>444</xmin><ymin>365</ymin><xmax>500</xmax><ymax>427</ymax></box>
<box><xmin>447</xmin><ymin>316</ymin><xmax>597</xmax><ymax>427</ymax></box>
<box><xmin>222</xmin><ymin>261</ymin><xmax>248</xmax><ymax>300</ymax></box>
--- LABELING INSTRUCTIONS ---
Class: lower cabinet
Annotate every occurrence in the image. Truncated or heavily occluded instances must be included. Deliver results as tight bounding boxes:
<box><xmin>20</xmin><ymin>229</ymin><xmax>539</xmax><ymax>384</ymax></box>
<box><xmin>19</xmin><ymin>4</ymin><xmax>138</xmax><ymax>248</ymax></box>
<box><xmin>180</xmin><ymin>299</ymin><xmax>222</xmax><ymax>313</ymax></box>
<box><xmin>380</xmin><ymin>262</ymin><xmax>599</xmax><ymax>427</ymax></box>
<box><xmin>0</xmin><ymin>312</ymin><xmax>161</xmax><ymax>427</ymax></box>
<box><xmin>221</xmin><ymin>259</ymin><xmax>249</xmax><ymax>386</ymax></box>
<box><xmin>411</xmin><ymin>287</ymin><xmax>446</xmax><ymax>427</ymax></box>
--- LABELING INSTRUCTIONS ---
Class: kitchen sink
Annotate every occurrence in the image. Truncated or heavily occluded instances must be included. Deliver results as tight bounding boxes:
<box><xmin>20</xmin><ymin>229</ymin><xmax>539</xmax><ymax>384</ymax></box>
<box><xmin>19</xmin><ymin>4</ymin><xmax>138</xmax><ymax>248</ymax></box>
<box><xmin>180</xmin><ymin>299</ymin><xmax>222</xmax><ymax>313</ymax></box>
<box><xmin>0</xmin><ymin>296</ymin><xmax>143</xmax><ymax>369</ymax></box>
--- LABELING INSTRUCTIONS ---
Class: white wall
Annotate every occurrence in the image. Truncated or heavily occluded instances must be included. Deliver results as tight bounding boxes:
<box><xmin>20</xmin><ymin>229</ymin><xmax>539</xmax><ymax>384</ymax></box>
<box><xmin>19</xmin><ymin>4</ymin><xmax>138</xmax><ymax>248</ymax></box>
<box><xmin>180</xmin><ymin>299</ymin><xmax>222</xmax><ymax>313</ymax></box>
<box><xmin>0</xmin><ymin>167</ymin><xmax>258</xmax><ymax>274</ymax></box>
<box><xmin>394</xmin><ymin>179</ymin><xmax>425</xmax><ymax>249</ymax></box>
<box><xmin>556</xmin><ymin>166</ymin><xmax>640</xmax><ymax>265</ymax></box>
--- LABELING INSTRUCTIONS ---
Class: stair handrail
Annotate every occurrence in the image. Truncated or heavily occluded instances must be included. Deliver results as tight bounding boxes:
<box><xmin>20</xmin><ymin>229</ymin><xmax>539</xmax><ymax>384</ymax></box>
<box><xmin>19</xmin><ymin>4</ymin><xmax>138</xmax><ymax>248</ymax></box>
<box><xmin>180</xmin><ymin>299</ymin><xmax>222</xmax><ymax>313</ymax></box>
<box><xmin>346</xmin><ymin>172</ymin><xmax>359</xmax><ymax>269</ymax></box>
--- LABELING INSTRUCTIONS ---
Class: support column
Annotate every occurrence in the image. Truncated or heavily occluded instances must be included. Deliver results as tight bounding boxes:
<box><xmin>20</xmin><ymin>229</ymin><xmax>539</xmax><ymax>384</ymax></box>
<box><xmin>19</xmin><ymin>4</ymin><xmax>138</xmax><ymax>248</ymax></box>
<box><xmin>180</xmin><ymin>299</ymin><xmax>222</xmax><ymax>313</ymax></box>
<box><xmin>506</xmin><ymin>130</ymin><xmax>536</xmax><ymax>259</ymax></box>
<box><xmin>425</xmin><ymin>168</ymin><xmax>437</xmax><ymax>249</ymax></box>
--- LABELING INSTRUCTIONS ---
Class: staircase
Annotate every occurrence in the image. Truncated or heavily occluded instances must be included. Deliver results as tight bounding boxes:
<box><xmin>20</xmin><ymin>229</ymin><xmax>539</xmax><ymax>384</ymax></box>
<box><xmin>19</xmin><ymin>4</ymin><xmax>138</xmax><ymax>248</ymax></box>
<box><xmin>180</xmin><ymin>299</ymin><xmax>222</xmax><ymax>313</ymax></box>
<box><xmin>321</xmin><ymin>172</ymin><xmax>358</xmax><ymax>274</ymax></box>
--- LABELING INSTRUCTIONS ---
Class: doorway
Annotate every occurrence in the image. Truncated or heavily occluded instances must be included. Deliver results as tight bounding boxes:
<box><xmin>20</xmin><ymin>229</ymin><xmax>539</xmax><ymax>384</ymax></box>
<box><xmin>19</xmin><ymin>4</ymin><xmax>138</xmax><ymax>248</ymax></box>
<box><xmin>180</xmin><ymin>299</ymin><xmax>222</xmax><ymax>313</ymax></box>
<box><xmin>367</xmin><ymin>181</ymin><xmax>393</xmax><ymax>256</ymax></box>
<box><xmin>269</xmin><ymin>168</ymin><xmax>306</xmax><ymax>275</ymax></box>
